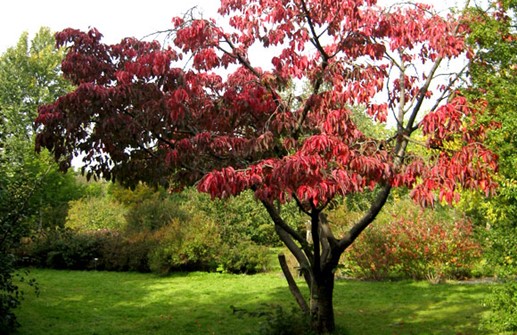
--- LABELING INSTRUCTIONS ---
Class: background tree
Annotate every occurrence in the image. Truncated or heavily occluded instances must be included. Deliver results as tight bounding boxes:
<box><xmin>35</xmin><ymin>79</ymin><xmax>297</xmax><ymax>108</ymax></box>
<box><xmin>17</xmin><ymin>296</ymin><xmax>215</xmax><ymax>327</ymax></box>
<box><xmin>35</xmin><ymin>1</ymin><xmax>498</xmax><ymax>333</ymax></box>
<box><xmin>0</xmin><ymin>28</ymin><xmax>79</xmax><ymax>333</ymax></box>
<box><xmin>463</xmin><ymin>0</ymin><xmax>517</xmax><ymax>332</ymax></box>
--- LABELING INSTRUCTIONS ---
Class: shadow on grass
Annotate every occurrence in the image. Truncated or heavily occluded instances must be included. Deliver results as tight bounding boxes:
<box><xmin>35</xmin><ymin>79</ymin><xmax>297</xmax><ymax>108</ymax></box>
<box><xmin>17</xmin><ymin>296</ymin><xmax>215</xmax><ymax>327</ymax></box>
<box><xmin>333</xmin><ymin>279</ymin><xmax>490</xmax><ymax>335</ymax></box>
<box><xmin>16</xmin><ymin>269</ymin><xmax>293</xmax><ymax>335</ymax></box>
<box><xmin>15</xmin><ymin>269</ymin><xmax>490</xmax><ymax>335</ymax></box>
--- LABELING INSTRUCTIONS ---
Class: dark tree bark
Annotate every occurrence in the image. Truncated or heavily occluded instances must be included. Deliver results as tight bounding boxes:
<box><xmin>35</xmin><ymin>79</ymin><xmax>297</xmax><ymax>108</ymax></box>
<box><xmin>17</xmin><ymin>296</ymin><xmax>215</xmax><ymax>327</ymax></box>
<box><xmin>309</xmin><ymin>269</ymin><xmax>336</xmax><ymax>333</ymax></box>
<box><xmin>261</xmin><ymin>183</ymin><xmax>392</xmax><ymax>334</ymax></box>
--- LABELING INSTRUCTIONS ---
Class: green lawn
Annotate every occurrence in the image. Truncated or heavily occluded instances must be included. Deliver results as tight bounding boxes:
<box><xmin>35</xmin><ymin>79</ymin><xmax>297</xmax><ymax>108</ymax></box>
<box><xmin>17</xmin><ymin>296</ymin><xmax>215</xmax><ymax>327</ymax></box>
<box><xmin>15</xmin><ymin>269</ymin><xmax>490</xmax><ymax>335</ymax></box>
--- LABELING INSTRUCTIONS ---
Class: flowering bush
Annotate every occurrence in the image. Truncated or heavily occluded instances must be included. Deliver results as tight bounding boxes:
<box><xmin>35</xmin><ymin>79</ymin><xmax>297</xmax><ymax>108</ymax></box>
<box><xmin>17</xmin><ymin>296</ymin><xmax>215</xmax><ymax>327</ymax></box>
<box><xmin>337</xmin><ymin>200</ymin><xmax>482</xmax><ymax>281</ymax></box>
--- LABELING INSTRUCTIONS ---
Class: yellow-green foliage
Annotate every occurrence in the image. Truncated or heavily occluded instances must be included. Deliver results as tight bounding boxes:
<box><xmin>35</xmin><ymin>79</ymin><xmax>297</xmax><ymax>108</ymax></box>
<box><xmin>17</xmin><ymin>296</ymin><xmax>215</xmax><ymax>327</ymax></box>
<box><xmin>66</xmin><ymin>197</ymin><xmax>128</xmax><ymax>232</ymax></box>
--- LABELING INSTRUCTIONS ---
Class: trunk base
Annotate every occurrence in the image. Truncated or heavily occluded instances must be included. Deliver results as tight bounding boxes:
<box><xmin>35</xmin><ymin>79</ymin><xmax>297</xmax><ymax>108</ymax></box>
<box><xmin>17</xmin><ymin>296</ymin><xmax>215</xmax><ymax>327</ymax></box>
<box><xmin>310</xmin><ymin>272</ymin><xmax>336</xmax><ymax>334</ymax></box>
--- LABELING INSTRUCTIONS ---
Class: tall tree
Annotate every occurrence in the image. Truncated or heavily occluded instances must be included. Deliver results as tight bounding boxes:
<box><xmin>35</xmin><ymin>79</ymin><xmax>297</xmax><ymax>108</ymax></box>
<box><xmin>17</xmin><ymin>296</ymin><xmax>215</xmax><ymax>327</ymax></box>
<box><xmin>464</xmin><ymin>1</ymin><xmax>517</xmax><ymax>332</ymax></box>
<box><xmin>36</xmin><ymin>1</ymin><xmax>498</xmax><ymax>332</ymax></box>
<box><xmin>0</xmin><ymin>27</ymin><xmax>77</xmax><ymax>333</ymax></box>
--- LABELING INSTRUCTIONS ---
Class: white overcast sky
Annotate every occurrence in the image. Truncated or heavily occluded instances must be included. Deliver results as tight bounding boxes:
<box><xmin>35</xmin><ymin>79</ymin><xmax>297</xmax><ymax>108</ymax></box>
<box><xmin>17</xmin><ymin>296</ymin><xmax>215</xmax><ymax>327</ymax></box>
<box><xmin>0</xmin><ymin>1</ymin><xmax>221</xmax><ymax>53</ymax></box>
<box><xmin>0</xmin><ymin>1</ymin><xmax>465</xmax><ymax>54</ymax></box>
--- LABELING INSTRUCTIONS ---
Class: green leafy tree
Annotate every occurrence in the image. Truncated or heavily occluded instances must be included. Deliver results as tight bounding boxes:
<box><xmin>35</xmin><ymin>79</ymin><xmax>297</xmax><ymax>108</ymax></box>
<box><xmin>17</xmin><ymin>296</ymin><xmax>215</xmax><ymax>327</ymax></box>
<box><xmin>0</xmin><ymin>28</ymin><xmax>78</xmax><ymax>333</ymax></box>
<box><xmin>464</xmin><ymin>1</ymin><xmax>517</xmax><ymax>332</ymax></box>
<box><xmin>465</xmin><ymin>0</ymin><xmax>517</xmax><ymax>274</ymax></box>
<box><xmin>0</xmin><ymin>27</ymin><xmax>80</xmax><ymax>230</ymax></box>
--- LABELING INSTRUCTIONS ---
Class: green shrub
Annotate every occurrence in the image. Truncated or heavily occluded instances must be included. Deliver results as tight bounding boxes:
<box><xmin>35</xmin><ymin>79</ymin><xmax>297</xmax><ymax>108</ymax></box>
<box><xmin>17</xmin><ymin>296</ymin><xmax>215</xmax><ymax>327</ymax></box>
<box><xmin>149</xmin><ymin>216</ymin><xmax>221</xmax><ymax>273</ymax></box>
<box><xmin>147</xmin><ymin>222</ymin><xmax>182</xmax><ymax>274</ymax></box>
<box><xmin>19</xmin><ymin>186</ymin><xmax>274</xmax><ymax>276</ymax></box>
<box><xmin>177</xmin><ymin>189</ymin><xmax>283</xmax><ymax>247</ymax></box>
<box><xmin>148</xmin><ymin>216</ymin><xmax>271</xmax><ymax>275</ymax></box>
<box><xmin>234</xmin><ymin>304</ymin><xmax>349</xmax><ymax>335</ymax></box>
<box><xmin>66</xmin><ymin>197</ymin><xmax>127</xmax><ymax>231</ymax></box>
<box><xmin>0</xmin><ymin>253</ymin><xmax>20</xmax><ymax>333</ymax></box>
<box><xmin>20</xmin><ymin>222</ymin><xmax>271</xmax><ymax>275</ymax></box>
<box><xmin>218</xmin><ymin>241</ymin><xmax>270</xmax><ymax>274</ymax></box>
<box><xmin>125</xmin><ymin>197</ymin><xmax>187</xmax><ymax>232</ymax></box>
<box><xmin>483</xmin><ymin>281</ymin><xmax>517</xmax><ymax>333</ymax></box>
<box><xmin>23</xmin><ymin>230</ymin><xmax>101</xmax><ymax>270</ymax></box>
<box><xmin>95</xmin><ymin>230</ymin><xmax>157</xmax><ymax>272</ymax></box>
<box><xmin>19</xmin><ymin>229</ymin><xmax>157</xmax><ymax>272</ymax></box>
<box><xmin>258</xmin><ymin>305</ymin><xmax>316</xmax><ymax>335</ymax></box>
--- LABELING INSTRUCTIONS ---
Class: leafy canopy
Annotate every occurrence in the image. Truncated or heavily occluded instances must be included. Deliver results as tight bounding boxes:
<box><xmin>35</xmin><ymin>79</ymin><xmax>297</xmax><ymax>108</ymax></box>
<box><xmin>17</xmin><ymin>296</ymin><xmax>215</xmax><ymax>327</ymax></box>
<box><xmin>0</xmin><ymin>27</ymin><xmax>76</xmax><ymax>333</ymax></box>
<box><xmin>36</xmin><ymin>1</ymin><xmax>497</xmax><ymax>211</ymax></box>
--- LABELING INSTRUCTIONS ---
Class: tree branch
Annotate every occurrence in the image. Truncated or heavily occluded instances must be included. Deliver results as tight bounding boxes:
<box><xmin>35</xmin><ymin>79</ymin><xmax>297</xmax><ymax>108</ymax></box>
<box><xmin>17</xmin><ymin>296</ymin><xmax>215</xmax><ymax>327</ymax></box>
<box><xmin>292</xmin><ymin>0</ymin><xmax>330</xmax><ymax>141</ymax></box>
<box><xmin>274</xmin><ymin>224</ymin><xmax>313</xmax><ymax>289</ymax></box>
<box><xmin>278</xmin><ymin>253</ymin><xmax>310</xmax><ymax>315</ymax></box>
<box><xmin>405</xmin><ymin>57</ymin><xmax>443</xmax><ymax>131</ymax></box>
<box><xmin>318</xmin><ymin>213</ymin><xmax>337</xmax><ymax>266</ymax></box>
<box><xmin>310</xmin><ymin>209</ymin><xmax>321</xmax><ymax>278</ymax></box>
<box><xmin>337</xmin><ymin>184</ymin><xmax>392</xmax><ymax>252</ymax></box>
<box><xmin>261</xmin><ymin>200</ymin><xmax>314</xmax><ymax>276</ymax></box>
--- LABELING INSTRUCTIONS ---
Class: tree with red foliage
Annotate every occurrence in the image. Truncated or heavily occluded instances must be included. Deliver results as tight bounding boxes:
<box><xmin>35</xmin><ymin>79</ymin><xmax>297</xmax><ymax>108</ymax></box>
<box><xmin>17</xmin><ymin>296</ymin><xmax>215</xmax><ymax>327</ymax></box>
<box><xmin>36</xmin><ymin>1</ymin><xmax>498</xmax><ymax>332</ymax></box>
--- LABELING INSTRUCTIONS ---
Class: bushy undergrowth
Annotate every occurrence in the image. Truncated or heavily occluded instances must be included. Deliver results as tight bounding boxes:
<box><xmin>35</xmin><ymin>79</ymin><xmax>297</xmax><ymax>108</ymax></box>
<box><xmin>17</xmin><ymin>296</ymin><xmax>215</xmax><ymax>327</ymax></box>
<box><xmin>17</xmin><ymin>229</ymin><xmax>152</xmax><ymax>272</ymax></box>
<box><xmin>66</xmin><ymin>197</ymin><xmax>127</xmax><ymax>231</ymax></box>
<box><xmin>149</xmin><ymin>217</ymin><xmax>221</xmax><ymax>273</ymax></box>
<box><xmin>480</xmin><ymin>221</ymin><xmax>517</xmax><ymax>333</ymax></box>
<box><xmin>17</xmin><ymin>217</ymin><xmax>270</xmax><ymax>275</ymax></box>
<box><xmin>17</xmin><ymin>182</ymin><xmax>485</xmax><ymax>282</ymax></box>
<box><xmin>482</xmin><ymin>281</ymin><xmax>517</xmax><ymax>333</ymax></box>
<box><xmin>15</xmin><ymin>185</ymin><xmax>272</xmax><ymax>275</ymax></box>
<box><xmin>257</xmin><ymin>305</ymin><xmax>316</xmax><ymax>335</ymax></box>
<box><xmin>332</xmin><ymin>199</ymin><xmax>482</xmax><ymax>281</ymax></box>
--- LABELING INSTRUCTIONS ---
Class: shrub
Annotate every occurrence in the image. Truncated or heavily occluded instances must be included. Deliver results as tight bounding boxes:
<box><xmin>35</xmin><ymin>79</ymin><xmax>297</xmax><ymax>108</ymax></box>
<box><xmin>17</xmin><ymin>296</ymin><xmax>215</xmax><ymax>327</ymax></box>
<box><xmin>149</xmin><ymin>216</ymin><xmax>221</xmax><ymax>274</ymax></box>
<box><xmin>482</xmin><ymin>281</ymin><xmax>517</xmax><ymax>333</ymax></box>
<box><xmin>22</xmin><ymin>230</ymin><xmax>101</xmax><ymax>270</ymax></box>
<box><xmin>0</xmin><ymin>252</ymin><xmax>20</xmax><ymax>333</ymax></box>
<box><xmin>148</xmin><ymin>216</ymin><xmax>271</xmax><ymax>275</ymax></box>
<box><xmin>479</xmin><ymin>216</ymin><xmax>517</xmax><ymax>334</ymax></box>
<box><xmin>258</xmin><ymin>305</ymin><xmax>316</xmax><ymax>335</ymax></box>
<box><xmin>337</xmin><ymin>201</ymin><xmax>482</xmax><ymax>281</ymax></box>
<box><xmin>19</xmin><ymin>187</ymin><xmax>274</xmax><ymax>276</ymax></box>
<box><xmin>125</xmin><ymin>196</ymin><xmax>187</xmax><ymax>232</ymax></box>
<box><xmin>66</xmin><ymin>197</ymin><xmax>127</xmax><ymax>231</ymax></box>
<box><xmin>177</xmin><ymin>188</ymin><xmax>283</xmax><ymax>247</ymax></box>
<box><xmin>18</xmin><ymin>229</ymin><xmax>157</xmax><ymax>272</ymax></box>
<box><xmin>233</xmin><ymin>304</ymin><xmax>349</xmax><ymax>335</ymax></box>
<box><xmin>95</xmin><ymin>230</ymin><xmax>157</xmax><ymax>272</ymax></box>
<box><xmin>218</xmin><ymin>241</ymin><xmax>270</xmax><ymax>274</ymax></box>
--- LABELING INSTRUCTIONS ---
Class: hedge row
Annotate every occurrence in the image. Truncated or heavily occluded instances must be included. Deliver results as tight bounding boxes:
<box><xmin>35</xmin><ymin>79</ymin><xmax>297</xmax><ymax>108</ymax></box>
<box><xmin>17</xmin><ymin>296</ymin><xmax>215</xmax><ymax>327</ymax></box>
<box><xmin>17</xmin><ymin>218</ymin><xmax>270</xmax><ymax>275</ymax></box>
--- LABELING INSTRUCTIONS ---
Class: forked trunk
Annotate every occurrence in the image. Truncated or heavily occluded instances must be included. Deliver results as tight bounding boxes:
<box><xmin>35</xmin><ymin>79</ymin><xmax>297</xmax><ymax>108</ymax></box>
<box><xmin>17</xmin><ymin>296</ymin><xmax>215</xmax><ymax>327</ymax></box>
<box><xmin>310</xmin><ymin>271</ymin><xmax>336</xmax><ymax>334</ymax></box>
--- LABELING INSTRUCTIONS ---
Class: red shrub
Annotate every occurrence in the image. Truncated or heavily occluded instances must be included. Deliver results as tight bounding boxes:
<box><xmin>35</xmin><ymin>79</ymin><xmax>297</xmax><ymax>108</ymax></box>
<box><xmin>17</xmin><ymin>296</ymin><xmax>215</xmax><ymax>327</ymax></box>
<box><xmin>342</xmin><ymin>205</ymin><xmax>482</xmax><ymax>281</ymax></box>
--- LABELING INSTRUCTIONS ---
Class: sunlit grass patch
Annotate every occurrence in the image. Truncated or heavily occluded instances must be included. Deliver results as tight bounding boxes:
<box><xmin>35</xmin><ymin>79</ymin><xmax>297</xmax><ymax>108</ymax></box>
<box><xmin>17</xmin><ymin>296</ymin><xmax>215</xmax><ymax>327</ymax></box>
<box><xmin>16</xmin><ymin>269</ymin><xmax>490</xmax><ymax>335</ymax></box>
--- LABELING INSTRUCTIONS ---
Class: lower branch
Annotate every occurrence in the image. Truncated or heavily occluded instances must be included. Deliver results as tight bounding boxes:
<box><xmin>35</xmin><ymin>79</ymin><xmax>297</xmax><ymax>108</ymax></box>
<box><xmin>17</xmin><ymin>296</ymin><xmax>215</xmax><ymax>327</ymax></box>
<box><xmin>338</xmin><ymin>184</ymin><xmax>392</xmax><ymax>252</ymax></box>
<box><xmin>274</xmin><ymin>224</ymin><xmax>313</xmax><ymax>288</ymax></box>
<box><xmin>278</xmin><ymin>253</ymin><xmax>310</xmax><ymax>315</ymax></box>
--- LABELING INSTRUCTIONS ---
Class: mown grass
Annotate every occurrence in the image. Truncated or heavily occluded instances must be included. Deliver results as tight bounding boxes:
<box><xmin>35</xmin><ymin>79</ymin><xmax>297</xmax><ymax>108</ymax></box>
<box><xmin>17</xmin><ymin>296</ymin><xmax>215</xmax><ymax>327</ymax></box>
<box><xmin>15</xmin><ymin>269</ymin><xmax>491</xmax><ymax>335</ymax></box>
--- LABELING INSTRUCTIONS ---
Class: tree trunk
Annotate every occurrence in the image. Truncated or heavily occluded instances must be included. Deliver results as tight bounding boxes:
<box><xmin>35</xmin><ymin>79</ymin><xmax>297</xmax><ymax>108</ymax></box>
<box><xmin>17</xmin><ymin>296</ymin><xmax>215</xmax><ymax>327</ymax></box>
<box><xmin>310</xmin><ymin>270</ymin><xmax>336</xmax><ymax>334</ymax></box>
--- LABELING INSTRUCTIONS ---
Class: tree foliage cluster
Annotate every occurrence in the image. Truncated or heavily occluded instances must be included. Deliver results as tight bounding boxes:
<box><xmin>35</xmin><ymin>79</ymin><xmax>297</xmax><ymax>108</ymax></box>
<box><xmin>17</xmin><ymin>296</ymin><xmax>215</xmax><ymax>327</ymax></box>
<box><xmin>0</xmin><ymin>28</ymin><xmax>82</xmax><ymax>333</ymax></box>
<box><xmin>465</xmin><ymin>0</ymin><xmax>517</xmax><ymax>276</ymax></box>
<box><xmin>463</xmin><ymin>0</ymin><xmax>517</xmax><ymax>332</ymax></box>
